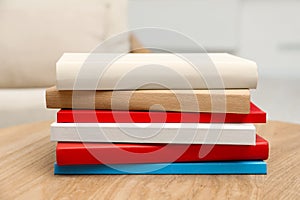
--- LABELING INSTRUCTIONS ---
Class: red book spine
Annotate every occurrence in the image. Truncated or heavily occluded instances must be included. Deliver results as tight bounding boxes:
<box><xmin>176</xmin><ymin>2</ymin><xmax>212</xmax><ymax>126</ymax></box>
<box><xmin>57</xmin><ymin>102</ymin><xmax>266</xmax><ymax>123</ymax></box>
<box><xmin>56</xmin><ymin>135</ymin><xmax>269</xmax><ymax>165</ymax></box>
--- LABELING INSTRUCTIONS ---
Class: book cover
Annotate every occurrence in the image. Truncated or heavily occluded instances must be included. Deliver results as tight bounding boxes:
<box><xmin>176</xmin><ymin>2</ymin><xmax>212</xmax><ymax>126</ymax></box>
<box><xmin>46</xmin><ymin>87</ymin><xmax>251</xmax><ymax>113</ymax></box>
<box><xmin>54</xmin><ymin>161</ymin><xmax>267</xmax><ymax>175</ymax></box>
<box><xmin>50</xmin><ymin>122</ymin><xmax>256</xmax><ymax>145</ymax></box>
<box><xmin>56</xmin><ymin>135</ymin><xmax>269</xmax><ymax>165</ymax></box>
<box><xmin>56</xmin><ymin>53</ymin><xmax>258</xmax><ymax>90</ymax></box>
<box><xmin>57</xmin><ymin>102</ymin><xmax>266</xmax><ymax>123</ymax></box>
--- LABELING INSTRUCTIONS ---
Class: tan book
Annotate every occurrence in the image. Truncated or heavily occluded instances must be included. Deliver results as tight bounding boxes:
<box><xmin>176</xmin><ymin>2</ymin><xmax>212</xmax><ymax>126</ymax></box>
<box><xmin>46</xmin><ymin>87</ymin><xmax>250</xmax><ymax>113</ymax></box>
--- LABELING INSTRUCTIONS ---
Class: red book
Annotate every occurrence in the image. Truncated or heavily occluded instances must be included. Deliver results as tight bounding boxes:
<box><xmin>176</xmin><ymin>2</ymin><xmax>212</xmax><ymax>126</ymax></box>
<box><xmin>56</xmin><ymin>135</ymin><xmax>269</xmax><ymax>165</ymax></box>
<box><xmin>57</xmin><ymin>102</ymin><xmax>266</xmax><ymax>123</ymax></box>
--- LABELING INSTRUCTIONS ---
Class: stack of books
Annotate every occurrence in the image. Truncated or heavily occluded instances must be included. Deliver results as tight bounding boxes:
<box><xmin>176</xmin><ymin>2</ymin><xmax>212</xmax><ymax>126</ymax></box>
<box><xmin>46</xmin><ymin>53</ymin><xmax>269</xmax><ymax>175</ymax></box>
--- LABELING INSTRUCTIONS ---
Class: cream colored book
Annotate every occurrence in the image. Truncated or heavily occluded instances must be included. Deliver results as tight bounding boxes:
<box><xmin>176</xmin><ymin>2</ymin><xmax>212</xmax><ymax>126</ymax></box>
<box><xmin>56</xmin><ymin>53</ymin><xmax>258</xmax><ymax>90</ymax></box>
<box><xmin>46</xmin><ymin>87</ymin><xmax>250</xmax><ymax>113</ymax></box>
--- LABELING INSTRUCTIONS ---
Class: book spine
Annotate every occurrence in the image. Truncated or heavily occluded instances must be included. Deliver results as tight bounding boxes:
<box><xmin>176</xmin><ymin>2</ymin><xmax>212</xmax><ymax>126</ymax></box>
<box><xmin>46</xmin><ymin>88</ymin><xmax>250</xmax><ymax>113</ymax></box>
<box><xmin>54</xmin><ymin>161</ymin><xmax>267</xmax><ymax>175</ymax></box>
<box><xmin>56</xmin><ymin>103</ymin><xmax>266</xmax><ymax>123</ymax></box>
<box><xmin>56</xmin><ymin>136</ymin><xmax>268</xmax><ymax>165</ymax></box>
<box><xmin>50</xmin><ymin>122</ymin><xmax>256</xmax><ymax>145</ymax></box>
<box><xmin>56</xmin><ymin>53</ymin><xmax>258</xmax><ymax>90</ymax></box>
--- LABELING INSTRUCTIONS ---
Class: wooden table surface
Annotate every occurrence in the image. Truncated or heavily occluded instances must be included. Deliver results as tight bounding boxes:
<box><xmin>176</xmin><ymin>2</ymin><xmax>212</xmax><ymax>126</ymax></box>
<box><xmin>0</xmin><ymin>121</ymin><xmax>299</xmax><ymax>199</ymax></box>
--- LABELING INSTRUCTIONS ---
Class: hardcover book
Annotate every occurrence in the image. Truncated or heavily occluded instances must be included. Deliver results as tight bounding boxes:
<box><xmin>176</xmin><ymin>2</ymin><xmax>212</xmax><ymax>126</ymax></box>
<box><xmin>51</xmin><ymin>122</ymin><xmax>256</xmax><ymax>145</ymax></box>
<box><xmin>56</xmin><ymin>135</ymin><xmax>268</xmax><ymax>165</ymax></box>
<box><xmin>56</xmin><ymin>53</ymin><xmax>258</xmax><ymax>90</ymax></box>
<box><xmin>57</xmin><ymin>102</ymin><xmax>266</xmax><ymax>123</ymax></box>
<box><xmin>54</xmin><ymin>161</ymin><xmax>267</xmax><ymax>175</ymax></box>
<box><xmin>46</xmin><ymin>87</ymin><xmax>251</xmax><ymax>113</ymax></box>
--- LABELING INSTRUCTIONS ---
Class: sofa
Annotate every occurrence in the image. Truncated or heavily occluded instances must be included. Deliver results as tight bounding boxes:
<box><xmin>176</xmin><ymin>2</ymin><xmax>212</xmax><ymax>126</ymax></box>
<box><xmin>0</xmin><ymin>0</ymin><xmax>149</xmax><ymax>128</ymax></box>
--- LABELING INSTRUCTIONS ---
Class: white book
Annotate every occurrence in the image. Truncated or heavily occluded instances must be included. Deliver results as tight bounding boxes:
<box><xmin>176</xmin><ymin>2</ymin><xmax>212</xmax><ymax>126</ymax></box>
<box><xmin>56</xmin><ymin>53</ymin><xmax>258</xmax><ymax>90</ymax></box>
<box><xmin>51</xmin><ymin>123</ymin><xmax>256</xmax><ymax>145</ymax></box>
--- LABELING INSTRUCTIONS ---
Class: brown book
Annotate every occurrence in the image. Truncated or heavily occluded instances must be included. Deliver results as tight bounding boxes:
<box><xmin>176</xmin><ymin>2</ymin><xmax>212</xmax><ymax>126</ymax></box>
<box><xmin>46</xmin><ymin>87</ymin><xmax>250</xmax><ymax>113</ymax></box>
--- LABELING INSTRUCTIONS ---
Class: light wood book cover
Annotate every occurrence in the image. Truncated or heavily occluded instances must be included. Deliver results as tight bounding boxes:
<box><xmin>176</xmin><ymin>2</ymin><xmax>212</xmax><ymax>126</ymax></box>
<box><xmin>46</xmin><ymin>87</ymin><xmax>250</xmax><ymax>113</ymax></box>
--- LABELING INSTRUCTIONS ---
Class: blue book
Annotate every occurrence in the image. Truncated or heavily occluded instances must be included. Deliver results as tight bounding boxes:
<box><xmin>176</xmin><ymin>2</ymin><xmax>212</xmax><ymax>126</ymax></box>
<box><xmin>54</xmin><ymin>161</ymin><xmax>267</xmax><ymax>175</ymax></box>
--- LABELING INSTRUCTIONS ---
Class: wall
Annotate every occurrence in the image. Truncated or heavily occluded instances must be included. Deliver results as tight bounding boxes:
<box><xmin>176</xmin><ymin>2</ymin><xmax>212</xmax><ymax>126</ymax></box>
<box><xmin>129</xmin><ymin>0</ymin><xmax>300</xmax><ymax>124</ymax></box>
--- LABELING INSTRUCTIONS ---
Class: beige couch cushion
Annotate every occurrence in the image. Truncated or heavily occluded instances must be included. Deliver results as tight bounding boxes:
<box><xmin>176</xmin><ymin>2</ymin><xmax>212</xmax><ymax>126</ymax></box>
<box><xmin>0</xmin><ymin>88</ymin><xmax>57</xmax><ymax>128</ymax></box>
<box><xmin>0</xmin><ymin>0</ymin><xmax>129</xmax><ymax>88</ymax></box>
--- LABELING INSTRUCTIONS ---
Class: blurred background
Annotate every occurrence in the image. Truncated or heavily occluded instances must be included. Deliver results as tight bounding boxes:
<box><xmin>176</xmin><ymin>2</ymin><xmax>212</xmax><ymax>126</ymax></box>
<box><xmin>0</xmin><ymin>0</ymin><xmax>299</xmax><ymax>128</ymax></box>
<box><xmin>128</xmin><ymin>0</ymin><xmax>300</xmax><ymax>124</ymax></box>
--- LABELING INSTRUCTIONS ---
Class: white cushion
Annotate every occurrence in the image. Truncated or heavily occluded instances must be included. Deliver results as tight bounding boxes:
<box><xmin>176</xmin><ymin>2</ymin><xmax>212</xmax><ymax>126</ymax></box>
<box><xmin>0</xmin><ymin>88</ymin><xmax>57</xmax><ymax>128</ymax></box>
<box><xmin>0</xmin><ymin>0</ymin><xmax>129</xmax><ymax>88</ymax></box>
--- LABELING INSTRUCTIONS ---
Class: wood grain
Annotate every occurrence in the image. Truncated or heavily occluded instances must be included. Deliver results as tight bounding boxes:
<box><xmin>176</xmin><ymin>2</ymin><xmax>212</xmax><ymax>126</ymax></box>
<box><xmin>0</xmin><ymin>121</ymin><xmax>299</xmax><ymax>199</ymax></box>
<box><xmin>130</xmin><ymin>34</ymin><xmax>151</xmax><ymax>53</ymax></box>
<box><xmin>46</xmin><ymin>87</ymin><xmax>250</xmax><ymax>113</ymax></box>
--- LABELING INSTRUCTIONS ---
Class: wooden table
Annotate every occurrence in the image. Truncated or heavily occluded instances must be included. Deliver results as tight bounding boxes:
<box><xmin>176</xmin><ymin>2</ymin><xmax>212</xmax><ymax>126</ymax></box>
<box><xmin>0</xmin><ymin>121</ymin><xmax>299</xmax><ymax>199</ymax></box>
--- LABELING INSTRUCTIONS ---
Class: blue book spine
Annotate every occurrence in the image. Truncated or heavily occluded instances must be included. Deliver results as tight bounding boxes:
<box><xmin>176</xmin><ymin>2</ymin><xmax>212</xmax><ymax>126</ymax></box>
<box><xmin>54</xmin><ymin>161</ymin><xmax>267</xmax><ymax>175</ymax></box>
